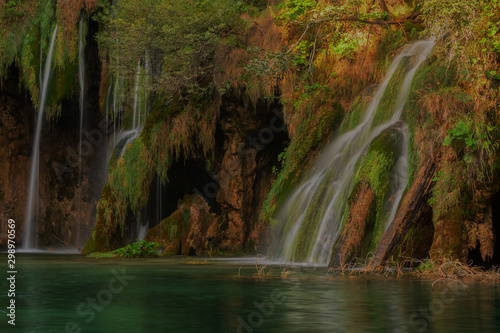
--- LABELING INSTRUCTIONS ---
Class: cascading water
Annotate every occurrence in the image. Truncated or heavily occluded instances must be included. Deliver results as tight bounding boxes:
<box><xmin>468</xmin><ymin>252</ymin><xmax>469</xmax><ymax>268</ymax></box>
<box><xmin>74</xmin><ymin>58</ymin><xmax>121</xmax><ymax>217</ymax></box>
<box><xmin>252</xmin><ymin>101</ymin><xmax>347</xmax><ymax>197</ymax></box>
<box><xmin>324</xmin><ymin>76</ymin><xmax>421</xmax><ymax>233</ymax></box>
<box><xmin>23</xmin><ymin>25</ymin><xmax>58</xmax><ymax>250</ymax></box>
<box><xmin>269</xmin><ymin>40</ymin><xmax>435</xmax><ymax>265</ymax></box>
<box><xmin>99</xmin><ymin>54</ymin><xmax>151</xmax><ymax>243</ymax></box>
<box><xmin>132</xmin><ymin>60</ymin><xmax>140</xmax><ymax>129</ymax></box>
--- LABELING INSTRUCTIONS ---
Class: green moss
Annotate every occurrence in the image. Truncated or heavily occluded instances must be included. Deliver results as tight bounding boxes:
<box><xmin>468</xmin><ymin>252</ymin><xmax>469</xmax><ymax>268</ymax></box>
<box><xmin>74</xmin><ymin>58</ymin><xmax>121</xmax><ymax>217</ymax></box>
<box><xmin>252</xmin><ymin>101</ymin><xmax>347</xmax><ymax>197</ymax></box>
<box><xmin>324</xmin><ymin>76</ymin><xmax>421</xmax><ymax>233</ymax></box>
<box><xmin>83</xmin><ymin>234</ymin><xmax>97</xmax><ymax>252</ymax></box>
<box><xmin>87</xmin><ymin>182</ymin><xmax>128</xmax><ymax>252</ymax></box>
<box><xmin>372</xmin><ymin>56</ymin><xmax>411</xmax><ymax>127</ymax></box>
<box><xmin>140</xmin><ymin>95</ymin><xmax>185</xmax><ymax>145</ymax></box>
<box><xmin>402</xmin><ymin>58</ymin><xmax>459</xmax><ymax>183</ymax></box>
<box><xmin>261</xmin><ymin>102</ymin><xmax>344</xmax><ymax>222</ymax></box>
<box><xmin>375</xmin><ymin>28</ymin><xmax>407</xmax><ymax>71</ymax></box>
<box><xmin>19</xmin><ymin>25</ymin><xmax>41</xmax><ymax>105</ymax></box>
<box><xmin>109</xmin><ymin>138</ymin><xmax>155</xmax><ymax>215</ymax></box>
<box><xmin>339</xmin><ymin>95</ymin><xmax>369</xmax><ymax>134</ymax></box>
<box><xmin>352</xmin><ymin>127</ymin><xmax>403</xmax><ymax>252</ymax></box>
<box><xmin>288</xmin><ymin>168</ymin><xmax>337</xmax><ymax>261</ymax></box>
<box><xmin>44</xmin><ymin>61</ymin><xmax>78</xmax><ymax>118</ymax></box>
<box><xmin>1</xmin><ymin>0</ymin><xmax>82</xmax><ymax>118</ymax></box>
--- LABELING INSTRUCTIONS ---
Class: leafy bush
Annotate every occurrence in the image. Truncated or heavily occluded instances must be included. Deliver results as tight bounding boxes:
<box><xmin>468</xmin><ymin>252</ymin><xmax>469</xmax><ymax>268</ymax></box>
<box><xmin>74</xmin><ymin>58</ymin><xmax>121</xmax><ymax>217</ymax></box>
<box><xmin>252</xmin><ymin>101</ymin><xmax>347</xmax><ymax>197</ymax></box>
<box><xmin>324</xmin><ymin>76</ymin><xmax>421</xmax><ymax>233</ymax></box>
<box><xmin>112</xmin><ymin>240</ymin><xmax>160</xmax><ymax>258</ymax></box>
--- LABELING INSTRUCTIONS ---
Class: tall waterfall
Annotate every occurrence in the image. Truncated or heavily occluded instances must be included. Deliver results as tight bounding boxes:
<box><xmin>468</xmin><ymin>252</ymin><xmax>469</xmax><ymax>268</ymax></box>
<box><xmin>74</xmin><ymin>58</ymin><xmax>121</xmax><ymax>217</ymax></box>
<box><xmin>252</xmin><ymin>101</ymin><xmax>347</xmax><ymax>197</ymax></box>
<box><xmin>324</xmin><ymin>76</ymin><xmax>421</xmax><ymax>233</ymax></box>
<box><xmin>23</xmin><ymin>25</ymin><xmax>58</xmax><ymax>250</ymax></box>
<box><xmin>103</xmin><ymin>58</ymin><xmax>149</xmax><ymax>242</ymax></box>
<box><xmin>269</xmin><ymin>40</ymin><xmax>435</xmax><ymax>265</ymax></box>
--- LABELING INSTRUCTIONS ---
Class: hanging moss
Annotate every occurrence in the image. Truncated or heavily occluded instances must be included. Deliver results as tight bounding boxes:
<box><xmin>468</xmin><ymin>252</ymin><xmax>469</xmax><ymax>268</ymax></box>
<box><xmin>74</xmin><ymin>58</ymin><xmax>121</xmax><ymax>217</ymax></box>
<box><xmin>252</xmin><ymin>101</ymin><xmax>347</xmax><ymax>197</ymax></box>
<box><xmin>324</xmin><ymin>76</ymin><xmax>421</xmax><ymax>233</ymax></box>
<box><xmin>19</xmin><ymin>25</ymin><xmax>41</xmax><ymax>107</ymax></box>
<box><xmin>109</xmin><ymin>138</ymin><xmax>155</xmax><ymax>216</ymax></box>
<box><xmin>140</xmin><ymin>95</ymin><xmax>185</xmax><ymax>145</ymax></box>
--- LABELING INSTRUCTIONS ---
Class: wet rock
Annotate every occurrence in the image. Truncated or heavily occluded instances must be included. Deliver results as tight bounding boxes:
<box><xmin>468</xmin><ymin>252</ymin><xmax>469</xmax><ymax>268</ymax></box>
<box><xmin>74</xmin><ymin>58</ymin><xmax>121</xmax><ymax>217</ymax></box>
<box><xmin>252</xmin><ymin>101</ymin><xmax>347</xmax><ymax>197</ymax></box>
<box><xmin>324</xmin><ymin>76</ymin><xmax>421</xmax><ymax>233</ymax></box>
<box><xmin>330</xmin><ymin>181</ymin><xmax>376</xmax><ymax>268</ymax></box>
<box><xmin>366</xmin><ymin>159</ymin><xmax>437</xmax><ymax>270</ymax></box>
<box><xmin>145</xmin><ymin>194</ymin><xmax>216</xmax><ymax>255</ymax></box>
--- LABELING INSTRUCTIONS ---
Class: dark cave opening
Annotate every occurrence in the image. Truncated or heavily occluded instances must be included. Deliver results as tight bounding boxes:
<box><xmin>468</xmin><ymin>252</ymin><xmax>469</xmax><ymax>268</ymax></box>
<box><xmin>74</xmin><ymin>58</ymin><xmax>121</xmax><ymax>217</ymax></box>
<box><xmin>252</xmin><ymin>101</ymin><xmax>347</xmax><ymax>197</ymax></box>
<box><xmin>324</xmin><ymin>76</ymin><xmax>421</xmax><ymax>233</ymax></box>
<box><xmin>490</xmin><ymin>193</ymin><xmax>500</xmax><ymax>266</ymax></box>
<box><xmin>127</xmin><ymin>158</ymin><xmax>222</xmax><ymax>242</ymax></box>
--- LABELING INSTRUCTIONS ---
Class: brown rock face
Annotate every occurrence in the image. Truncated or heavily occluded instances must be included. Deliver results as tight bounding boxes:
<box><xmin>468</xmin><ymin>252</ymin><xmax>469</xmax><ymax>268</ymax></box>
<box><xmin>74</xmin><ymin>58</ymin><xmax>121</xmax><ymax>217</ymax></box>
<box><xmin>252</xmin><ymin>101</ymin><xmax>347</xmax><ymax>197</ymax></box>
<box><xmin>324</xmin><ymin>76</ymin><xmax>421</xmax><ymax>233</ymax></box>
<box><xmin>0</xmin><ymin>90</ymin><xmax>32</xmax><ymax>247</ymax></box>
<box><xmin>216</xmin><ymin>140</ymin><xmax>258</xmax><ymax>251</ymax></box>
<box><xmin>366</xmin><ymin>160</ymin><xmax>437</xmax><ymax>270</ymax></box>
<box><xmin>393</xmin><ymin>203</ymin><xmax>434</xmax><ymax>261</ymax></box>
<box><xmin>145</xmin><ymin>194</ymin><xmax>218</xmax><ymax>255</ymax></box>
<box><xmin>430</xmin><ymin>207</ymin><xmax>468</xmax><ymax>262</ymax></box>
<box><xmin>466</xmin><ymin>205</ymin><xmax>495</xmax><ymax>262</ymax></box>
<box><xmin>330</xmin><ymin>181</ymin><xmax>376</xmax><ymax>268</ymax></box>
<box><xmin>214</xmin><ymin>100</ymin><xmax>284</xmax><ymax>253</ymax></box>
<box><xmin>0</xmin><ymin>42</ymin><xmax>104</xmax><ymax>250</ymax></box>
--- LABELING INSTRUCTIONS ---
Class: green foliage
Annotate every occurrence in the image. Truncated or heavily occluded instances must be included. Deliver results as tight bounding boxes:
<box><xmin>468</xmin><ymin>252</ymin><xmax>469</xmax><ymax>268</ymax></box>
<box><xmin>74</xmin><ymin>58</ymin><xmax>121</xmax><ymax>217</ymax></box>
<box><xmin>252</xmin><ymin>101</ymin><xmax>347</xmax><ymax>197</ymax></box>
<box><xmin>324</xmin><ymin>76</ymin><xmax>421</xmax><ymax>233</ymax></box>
<box><xmin>443</xmin><ymin>121</ymin><xmax>494</xmax><ymax>154</ymax></box>
<box><xmin>109</xmin><ymin>138</ymin><xmax>155</xmax><ymax>216</ymax></box>
<box><xmin>416</xmin><ymin>260</ymin><xmax>437</xmax><ymax>272</ymax></box>
<box><xmin>112</xmin><ymin>240</ymin><xmax>160</xmax><ymax>258</ymax></box>
<box><xmin>96</xmin><ymin>0</ymin><xmax>241</xmax><ymax>98</ymax></box>
<box><xmin>233</xmin><ymin>0</ymin><xmax>268</xmax><ymax>16</ymax></box>
<box><xmin>402</xmin><ymin>60</ymin><xmax>459</xmax><ymax>184</ymax></box>
<box><xmin>1</xmin><ymin>0</ymin><xmax>88</xmax><ymax>118</ymax></box>
<box><xmin>2</xmin><ymin>1</ymin><xmax>25</xmax><ymax>20</ymax></box>
<box><xmin>329</xmin><ymin>37</ymin><xmax>358</xmax><ymax>60</ymax></box>
<box><xmin>293</xmin><ymin>39</ymin><xmax>313</xmax><ymax>66</ymax></box>
<box><xmin>293</xmin><ymin>82</ymin><xmax>327</xmax><ymax>108</ymax></box>
<box><xmin>244</xmin><ymin>49</ymin><xmax>293</xmax><ymax>82</ymax></box>
<box><xmin>274</xmin><ymin>0</ymin><xmax>317</xmax><ymax>24</ymax></box>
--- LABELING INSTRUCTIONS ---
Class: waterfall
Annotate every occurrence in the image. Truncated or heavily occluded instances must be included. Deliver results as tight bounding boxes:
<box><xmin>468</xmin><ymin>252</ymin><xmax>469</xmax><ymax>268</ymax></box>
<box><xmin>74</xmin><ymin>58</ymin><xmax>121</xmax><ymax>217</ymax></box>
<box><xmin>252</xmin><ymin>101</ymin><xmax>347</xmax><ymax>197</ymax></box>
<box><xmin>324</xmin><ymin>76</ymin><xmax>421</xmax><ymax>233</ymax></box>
<box><xmin>269</xmin><ymin>40</ymin><xmax>435</xmax><ymax>265</ymax></box>
<box><xmin>77</xmin><ymin>16</ymin><xmax>85</xmax><ymax>245</ymax></box>
<box><xmin>23</xmin><ymin>25</ymin><xmax>58</xmax><ymax>250</ymax></box>
<box><xmin>132</xmin><ymin>60</ymin><xmax>141</xmax><ymax>129</ymax></box>
<box><xmin>137</xmin><ymin>221</ymin><xmax>149</xmax><ymax>241</ymax></box>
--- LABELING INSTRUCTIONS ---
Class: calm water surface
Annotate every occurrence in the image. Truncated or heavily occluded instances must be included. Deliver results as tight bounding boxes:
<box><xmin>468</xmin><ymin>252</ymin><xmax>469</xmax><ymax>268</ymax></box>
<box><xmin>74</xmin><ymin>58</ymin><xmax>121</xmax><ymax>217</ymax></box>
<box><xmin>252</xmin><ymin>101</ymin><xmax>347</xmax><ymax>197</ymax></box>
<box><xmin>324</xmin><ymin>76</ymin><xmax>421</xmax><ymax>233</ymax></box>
<box><xmin>1</xmin><ymin>254</ymin><xmax>499</xmax><ymax>332</ymax></box>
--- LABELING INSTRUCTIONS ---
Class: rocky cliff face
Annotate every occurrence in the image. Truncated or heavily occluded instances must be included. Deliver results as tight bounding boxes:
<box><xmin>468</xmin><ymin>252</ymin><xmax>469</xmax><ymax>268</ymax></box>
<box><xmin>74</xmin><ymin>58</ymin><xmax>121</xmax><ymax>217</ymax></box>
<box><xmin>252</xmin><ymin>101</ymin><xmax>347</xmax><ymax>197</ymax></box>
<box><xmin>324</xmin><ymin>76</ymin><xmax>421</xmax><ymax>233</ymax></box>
<box><xmin>87</xmin><ymin>93</ymin><xmax>288</xmax><ymax>254</ymax></box>
<box><xmin>0</xmin><ymin>72</ymin><xmax>32</xmax><ymax>247</ymax></box>
<box><xmin>214</xmin><ymin>98</ymin><xmax>286</xmax><ymax>252</ymax></box>
<box><xmin>0</xmin><ymin>20</ymin><xmax>104</xmax><ymax>249</ymax></box>
<box><xmin>0</xmin><ymin>71</ymin><xmax>99</xmax><ymax>248</ymax></box>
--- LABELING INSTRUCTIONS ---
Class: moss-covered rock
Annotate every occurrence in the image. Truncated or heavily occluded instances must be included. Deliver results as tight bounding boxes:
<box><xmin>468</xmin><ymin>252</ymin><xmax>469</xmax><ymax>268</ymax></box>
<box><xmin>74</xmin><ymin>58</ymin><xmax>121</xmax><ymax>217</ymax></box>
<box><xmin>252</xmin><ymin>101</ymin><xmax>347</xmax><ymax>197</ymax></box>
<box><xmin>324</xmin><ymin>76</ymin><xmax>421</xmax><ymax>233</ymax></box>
<box><xmin>144</xmin><ymin>194</ymin><xmax>217</xmax><ymax>255</ymax></box>
<box><xmin>330</xmin><ymin>180</ymin><xmax>377</xmax><ymax>268</ymax></box>
<box><xmin>372</xmin><ymin>56</ymin><xmax>411</xmax><ymax>127</ymax></box>
<box><xmin>351</xmin><ymin>125</ymin><xmax>404</xmax><ymax>254</ymax></box>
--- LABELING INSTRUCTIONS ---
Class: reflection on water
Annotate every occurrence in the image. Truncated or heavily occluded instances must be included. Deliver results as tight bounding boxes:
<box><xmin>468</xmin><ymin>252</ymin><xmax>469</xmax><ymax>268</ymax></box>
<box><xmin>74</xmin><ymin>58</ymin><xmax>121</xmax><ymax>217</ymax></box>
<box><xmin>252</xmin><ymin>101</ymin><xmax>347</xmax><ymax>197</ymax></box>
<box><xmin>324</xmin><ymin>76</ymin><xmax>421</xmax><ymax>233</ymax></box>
<box><xmin>0</xmin><ymin>255</ymin><xmax>499</xmax><ymax>332</ymax></box>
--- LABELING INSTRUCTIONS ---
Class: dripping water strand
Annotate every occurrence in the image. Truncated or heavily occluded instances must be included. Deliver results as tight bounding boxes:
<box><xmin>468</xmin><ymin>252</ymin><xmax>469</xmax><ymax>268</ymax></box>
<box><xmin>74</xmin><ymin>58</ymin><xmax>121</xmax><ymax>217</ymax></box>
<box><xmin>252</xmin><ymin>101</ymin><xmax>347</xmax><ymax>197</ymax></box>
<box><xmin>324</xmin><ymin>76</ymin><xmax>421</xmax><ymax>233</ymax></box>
<box><xmin>23</xmin><ymin>25</ymin><xmax>58</xmax><ymax>250</ymax></box>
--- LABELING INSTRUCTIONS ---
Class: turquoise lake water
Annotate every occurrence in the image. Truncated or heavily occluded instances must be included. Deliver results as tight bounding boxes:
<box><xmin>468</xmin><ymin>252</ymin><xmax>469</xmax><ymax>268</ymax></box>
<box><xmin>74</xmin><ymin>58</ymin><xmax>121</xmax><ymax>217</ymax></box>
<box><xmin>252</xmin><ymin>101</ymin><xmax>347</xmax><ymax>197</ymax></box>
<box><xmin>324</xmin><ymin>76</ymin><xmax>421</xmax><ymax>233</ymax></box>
<box><xmin>1</xmin><ymin>254</ymin><xmax>499</xmax><ymax>332</ymax></box>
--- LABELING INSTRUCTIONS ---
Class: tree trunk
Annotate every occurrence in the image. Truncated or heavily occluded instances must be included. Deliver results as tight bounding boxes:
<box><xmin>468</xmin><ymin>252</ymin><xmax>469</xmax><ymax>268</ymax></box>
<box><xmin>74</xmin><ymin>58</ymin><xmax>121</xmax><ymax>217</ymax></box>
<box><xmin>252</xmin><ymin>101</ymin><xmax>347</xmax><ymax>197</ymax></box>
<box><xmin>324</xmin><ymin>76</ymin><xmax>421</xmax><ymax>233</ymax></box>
<box><xmin>378</xmin><ymin>0</ymin><xmax>393</xmax><ymax>18</ymax></box>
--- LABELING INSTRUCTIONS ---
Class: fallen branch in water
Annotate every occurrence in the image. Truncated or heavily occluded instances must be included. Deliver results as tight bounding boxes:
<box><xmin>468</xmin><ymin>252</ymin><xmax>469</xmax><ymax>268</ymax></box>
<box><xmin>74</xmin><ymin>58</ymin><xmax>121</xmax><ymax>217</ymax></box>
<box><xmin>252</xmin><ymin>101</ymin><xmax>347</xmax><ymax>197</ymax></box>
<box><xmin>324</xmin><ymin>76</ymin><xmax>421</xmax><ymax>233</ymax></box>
<box><xmin>52</xmin><ymin>235</ymin><xmax>88</xmax><ymax>254</ymax></box>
